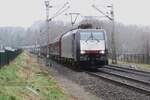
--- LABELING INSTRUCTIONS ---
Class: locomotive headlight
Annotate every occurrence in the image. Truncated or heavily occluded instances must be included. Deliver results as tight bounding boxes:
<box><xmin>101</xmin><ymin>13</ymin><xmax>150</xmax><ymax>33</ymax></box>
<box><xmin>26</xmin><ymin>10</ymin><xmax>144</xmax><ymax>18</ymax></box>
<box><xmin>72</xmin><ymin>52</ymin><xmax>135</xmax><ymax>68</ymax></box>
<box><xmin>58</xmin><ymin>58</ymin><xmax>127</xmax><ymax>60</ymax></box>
<box><xmin>80</xmin><ymin>50</ymin><xmax>85</xmax><ymax>54</ymax></box>
<box><xmin>100</xmin><ymin>50</ymin><xmax>105</xmax><ymax>54</ymax></box>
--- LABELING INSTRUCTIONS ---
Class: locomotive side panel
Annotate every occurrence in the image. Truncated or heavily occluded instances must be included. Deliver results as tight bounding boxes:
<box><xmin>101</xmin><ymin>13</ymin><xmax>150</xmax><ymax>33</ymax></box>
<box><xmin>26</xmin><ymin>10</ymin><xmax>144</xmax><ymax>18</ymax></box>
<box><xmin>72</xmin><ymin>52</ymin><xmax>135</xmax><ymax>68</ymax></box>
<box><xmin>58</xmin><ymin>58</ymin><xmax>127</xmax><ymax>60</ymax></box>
<box><xmin>61</xmin><ymin>32</ymin><xmax>74</xmax><ymax>59</ymax></box>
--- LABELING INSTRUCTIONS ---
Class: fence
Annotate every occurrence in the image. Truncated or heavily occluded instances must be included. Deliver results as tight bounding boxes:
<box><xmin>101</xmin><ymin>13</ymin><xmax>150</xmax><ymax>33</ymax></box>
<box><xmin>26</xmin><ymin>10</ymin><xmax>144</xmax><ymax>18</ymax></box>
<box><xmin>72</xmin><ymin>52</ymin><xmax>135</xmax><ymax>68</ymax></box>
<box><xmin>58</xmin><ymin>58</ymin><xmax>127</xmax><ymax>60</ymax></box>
<box><xmin>0</xmin><ymin>49</ymin><xmax>22</xmax><ymax>67</ymax></box>
<box><xmin>109</xmin><ymin>53</ymin><xmax>150</xmax><ymax>64</ymax></box>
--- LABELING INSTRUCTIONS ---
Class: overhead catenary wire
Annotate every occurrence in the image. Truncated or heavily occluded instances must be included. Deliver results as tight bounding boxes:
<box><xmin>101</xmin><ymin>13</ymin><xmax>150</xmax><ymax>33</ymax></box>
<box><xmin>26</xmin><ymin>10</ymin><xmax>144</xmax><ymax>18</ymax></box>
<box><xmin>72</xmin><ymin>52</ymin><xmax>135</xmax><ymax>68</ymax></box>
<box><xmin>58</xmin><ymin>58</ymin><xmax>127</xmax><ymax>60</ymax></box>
<box><xmin>49</xmin><ymin>2</ymin><xmax>69</xmax><ymax>21</ymax></box>
<box><xmin>50</xmin><ymin>6</ymin><xmax>70</xmax><ymax>21</ymax></box>
<box><xmin>92</xmin><ymin>5</ymin><xmax>112</xmax><ymax>21</ymax></box>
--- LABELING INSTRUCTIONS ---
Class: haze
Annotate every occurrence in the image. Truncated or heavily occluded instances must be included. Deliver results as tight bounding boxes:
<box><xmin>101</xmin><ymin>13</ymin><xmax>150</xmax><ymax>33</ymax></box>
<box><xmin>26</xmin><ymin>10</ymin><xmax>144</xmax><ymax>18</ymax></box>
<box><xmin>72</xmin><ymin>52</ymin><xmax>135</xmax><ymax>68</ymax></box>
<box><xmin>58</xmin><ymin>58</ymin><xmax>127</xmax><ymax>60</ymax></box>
<box><xmin>0</xmin><ymin>0</ymin><xmax>150</xmax><ymax>27</ymax></box>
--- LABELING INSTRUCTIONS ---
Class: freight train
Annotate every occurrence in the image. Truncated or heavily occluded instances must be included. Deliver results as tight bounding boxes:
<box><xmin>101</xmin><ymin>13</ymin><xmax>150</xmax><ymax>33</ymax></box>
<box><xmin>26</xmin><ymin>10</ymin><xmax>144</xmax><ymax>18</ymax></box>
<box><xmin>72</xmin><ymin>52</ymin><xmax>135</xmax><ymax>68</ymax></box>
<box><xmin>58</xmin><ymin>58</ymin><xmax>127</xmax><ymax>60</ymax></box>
<box><xmin>39</xmin><ymin>25</ymin><xmax>109</xmax><ymax>69</ymax></box>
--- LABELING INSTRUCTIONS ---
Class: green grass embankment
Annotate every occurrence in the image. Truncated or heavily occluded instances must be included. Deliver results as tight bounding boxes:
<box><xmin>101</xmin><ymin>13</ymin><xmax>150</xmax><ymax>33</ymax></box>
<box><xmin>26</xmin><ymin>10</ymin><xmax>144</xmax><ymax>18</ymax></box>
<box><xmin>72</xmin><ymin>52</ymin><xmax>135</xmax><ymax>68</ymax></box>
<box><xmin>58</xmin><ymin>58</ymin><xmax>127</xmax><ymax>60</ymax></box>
<box><xmin>0</xmin><ymin>52</ymin><xmax>70</xmax><ymax>100</ymax></box>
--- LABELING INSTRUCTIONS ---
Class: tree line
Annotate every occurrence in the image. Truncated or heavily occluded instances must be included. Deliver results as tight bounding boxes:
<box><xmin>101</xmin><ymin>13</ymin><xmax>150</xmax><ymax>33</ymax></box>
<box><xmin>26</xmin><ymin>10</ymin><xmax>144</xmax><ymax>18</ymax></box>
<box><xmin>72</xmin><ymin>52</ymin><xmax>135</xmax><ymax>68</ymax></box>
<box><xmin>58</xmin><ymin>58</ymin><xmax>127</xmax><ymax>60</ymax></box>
<box><xmin>0</xmin><ymin>19</ymin><xmax>149</xmax><ymax>56</ymax></box>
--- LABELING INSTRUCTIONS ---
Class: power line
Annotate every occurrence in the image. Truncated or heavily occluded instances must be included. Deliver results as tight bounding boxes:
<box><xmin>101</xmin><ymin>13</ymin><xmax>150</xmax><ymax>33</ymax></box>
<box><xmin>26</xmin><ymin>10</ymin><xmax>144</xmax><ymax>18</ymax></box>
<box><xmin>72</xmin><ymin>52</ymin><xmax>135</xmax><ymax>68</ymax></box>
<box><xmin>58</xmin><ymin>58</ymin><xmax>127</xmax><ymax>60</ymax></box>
<box><xmin>51</xmin><ymin>5</ymin><xmax>70</xmax><ymax>20</ymax></box>
<box><xmin>51</xmin><ymin>2</ymin><xmax>69</xmax><ymax>19</ymax></box>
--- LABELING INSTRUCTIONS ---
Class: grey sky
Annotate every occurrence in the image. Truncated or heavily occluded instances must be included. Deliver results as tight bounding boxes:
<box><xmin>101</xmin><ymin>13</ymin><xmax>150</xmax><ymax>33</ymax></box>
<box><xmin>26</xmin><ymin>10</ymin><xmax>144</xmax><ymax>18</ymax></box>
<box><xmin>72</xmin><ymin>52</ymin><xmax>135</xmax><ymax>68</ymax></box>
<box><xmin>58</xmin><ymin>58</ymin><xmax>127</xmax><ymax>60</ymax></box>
<box><xmin>0</xmin><ymin>0</ymin><xmax>150</xmax><ymax>27</ymax></box>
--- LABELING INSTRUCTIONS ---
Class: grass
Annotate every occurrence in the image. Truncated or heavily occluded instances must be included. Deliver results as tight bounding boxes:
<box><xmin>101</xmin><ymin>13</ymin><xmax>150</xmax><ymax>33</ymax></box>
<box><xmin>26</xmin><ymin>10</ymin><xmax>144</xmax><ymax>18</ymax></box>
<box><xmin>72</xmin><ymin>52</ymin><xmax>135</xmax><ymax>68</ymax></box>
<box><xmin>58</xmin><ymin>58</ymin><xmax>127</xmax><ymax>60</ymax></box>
<box><xmin>0</xmin><ymin>52</ymin><xmax>70</xmax><ymax>100</ymax></box>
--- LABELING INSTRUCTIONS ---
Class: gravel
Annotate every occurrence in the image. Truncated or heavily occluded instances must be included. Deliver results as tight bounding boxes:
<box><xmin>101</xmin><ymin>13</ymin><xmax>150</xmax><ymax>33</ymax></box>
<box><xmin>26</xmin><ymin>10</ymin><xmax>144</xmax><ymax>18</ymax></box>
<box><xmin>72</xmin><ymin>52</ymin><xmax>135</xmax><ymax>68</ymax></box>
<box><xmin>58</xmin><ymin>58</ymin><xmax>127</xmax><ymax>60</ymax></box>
<box><xmin>38</xmin><ymin>58</ymin><xmax>150</xmax><ymax>100</ymax></box>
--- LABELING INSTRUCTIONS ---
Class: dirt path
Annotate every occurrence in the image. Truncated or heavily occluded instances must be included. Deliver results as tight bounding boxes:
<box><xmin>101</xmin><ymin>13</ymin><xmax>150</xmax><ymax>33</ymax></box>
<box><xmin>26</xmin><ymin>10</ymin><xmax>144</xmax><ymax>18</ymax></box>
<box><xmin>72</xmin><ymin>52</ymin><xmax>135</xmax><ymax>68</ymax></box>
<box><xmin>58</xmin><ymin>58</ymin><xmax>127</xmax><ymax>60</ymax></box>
<box><xmin>36</xmin><ymin>56</ymin><xmax>102</xmax><ymax>100</ymax></box>
<box><xmin>51</xmin><ymin>71</ymin><xmax>101</xmax><ymax>100</ymax></box>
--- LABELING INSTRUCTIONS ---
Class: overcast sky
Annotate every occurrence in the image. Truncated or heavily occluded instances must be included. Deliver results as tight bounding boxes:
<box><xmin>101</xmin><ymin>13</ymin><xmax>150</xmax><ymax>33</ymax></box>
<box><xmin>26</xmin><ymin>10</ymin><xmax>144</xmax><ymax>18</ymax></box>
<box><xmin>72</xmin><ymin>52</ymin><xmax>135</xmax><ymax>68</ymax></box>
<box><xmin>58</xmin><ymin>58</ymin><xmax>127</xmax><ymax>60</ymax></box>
<box><xmin>0</xmin><ymin>0</ymin><xmax>150</xmax><ymax>27</ymax></box>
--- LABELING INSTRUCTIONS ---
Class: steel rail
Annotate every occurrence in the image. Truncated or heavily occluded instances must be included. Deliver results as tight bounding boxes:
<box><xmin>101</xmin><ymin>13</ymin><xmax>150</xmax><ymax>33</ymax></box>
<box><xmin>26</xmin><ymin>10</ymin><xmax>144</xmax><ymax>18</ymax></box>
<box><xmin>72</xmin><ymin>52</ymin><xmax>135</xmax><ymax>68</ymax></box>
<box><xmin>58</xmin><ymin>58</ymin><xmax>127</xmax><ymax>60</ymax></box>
<box><xmin>85</xmin><ymin>71</ymin><xmax>150</xmax><ymax>94</ymax></box>
<box><xmin>106</xmin><ymin>64</ymin><xmax>150</xmax><ymax>77</ymax></box>
<box><xmin>98</xmin><ymin>69</ymin><xmax>150</xmax><ymax>85</ymax></box>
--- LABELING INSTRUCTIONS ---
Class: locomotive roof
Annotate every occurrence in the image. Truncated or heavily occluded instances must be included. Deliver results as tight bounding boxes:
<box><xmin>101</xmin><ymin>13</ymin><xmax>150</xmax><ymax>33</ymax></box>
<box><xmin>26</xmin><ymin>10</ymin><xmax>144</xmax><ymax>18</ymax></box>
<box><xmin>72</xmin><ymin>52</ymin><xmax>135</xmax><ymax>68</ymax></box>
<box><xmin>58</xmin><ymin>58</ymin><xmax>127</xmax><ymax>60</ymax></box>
<box><xmin>77</xmin><ymin>28</ymin><xmax>105</xmax><ymax>32</ymax></box>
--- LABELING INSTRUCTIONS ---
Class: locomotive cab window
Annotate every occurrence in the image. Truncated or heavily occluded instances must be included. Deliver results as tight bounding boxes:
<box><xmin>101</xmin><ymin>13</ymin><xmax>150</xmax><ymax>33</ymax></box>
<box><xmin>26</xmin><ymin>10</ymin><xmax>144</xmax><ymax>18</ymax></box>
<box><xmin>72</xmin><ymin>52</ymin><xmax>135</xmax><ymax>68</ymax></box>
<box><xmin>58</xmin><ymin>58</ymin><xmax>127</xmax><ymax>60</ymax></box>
<box><xmin>80</xmin><ymin>31</ymin><xmax>105</xmax><ymax>41</ymax></box>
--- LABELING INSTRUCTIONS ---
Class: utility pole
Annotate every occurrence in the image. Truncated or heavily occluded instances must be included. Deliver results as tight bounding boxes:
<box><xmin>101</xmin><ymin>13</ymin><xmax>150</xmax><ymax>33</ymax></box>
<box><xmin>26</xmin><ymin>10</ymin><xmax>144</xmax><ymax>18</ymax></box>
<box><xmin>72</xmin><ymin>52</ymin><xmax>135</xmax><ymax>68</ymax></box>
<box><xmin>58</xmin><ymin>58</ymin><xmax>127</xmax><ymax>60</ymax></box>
<box><xmin>146</xmin><ymin>32</ymin><xmax>150</xmax><ymax>64</ymax></box>
<box><xmin>44</xmin><ymin>1</ymin><xmax>69</xmax><ymax>46</ymax></box>
<box><xmin>92</xmin><ymin>3</ymin><xmax>117</xmax><ymax>64</ymax></box>
<box><xmin>108</xmin><ymin>4</ymin><xmax>117</xmax><ymax>64</ymax></box>
<box><xmin>44</xmin><ymin>0</ymin><xmax>69</xmax><ymax>66</ymax></box>
<box><xmin>44</xmin><ymin>0</ymin><xmax>52</xmax><ymax>65</ymax></box>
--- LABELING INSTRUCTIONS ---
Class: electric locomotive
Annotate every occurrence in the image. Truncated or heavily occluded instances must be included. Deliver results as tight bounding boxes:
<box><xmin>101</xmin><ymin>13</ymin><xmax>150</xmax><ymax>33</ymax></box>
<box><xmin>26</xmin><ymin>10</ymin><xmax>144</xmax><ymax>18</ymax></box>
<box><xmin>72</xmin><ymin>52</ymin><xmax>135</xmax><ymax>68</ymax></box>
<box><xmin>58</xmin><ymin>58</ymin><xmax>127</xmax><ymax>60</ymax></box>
<box><xmin>49</xmin><ymin>26</ymin><xmax>108</xmax><ymax>68</ymax></box>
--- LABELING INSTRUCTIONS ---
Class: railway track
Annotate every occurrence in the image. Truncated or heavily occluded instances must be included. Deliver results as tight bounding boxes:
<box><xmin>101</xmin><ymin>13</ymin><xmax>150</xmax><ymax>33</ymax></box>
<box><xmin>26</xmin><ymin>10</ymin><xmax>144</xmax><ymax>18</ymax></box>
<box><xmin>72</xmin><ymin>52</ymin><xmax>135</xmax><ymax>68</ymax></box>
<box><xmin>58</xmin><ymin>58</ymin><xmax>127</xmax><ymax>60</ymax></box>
<box><xmin>39</xmin><ymin>56</ymin><xmax>150</xmax><ymax>94</ymax></box>
<box><xmin>103</xmin><ymin>65</ymin><xmax>150</xmax><ymax>83</ymax></box>
<box><xmin>107</xmin><ymin>64</ymin><xmax>150</xmax><ymax>77</ymax></box>
<box><xmin>85</xmin><ymin>65</ymin><xmax>150</xmax><ymax>94</ymax></box>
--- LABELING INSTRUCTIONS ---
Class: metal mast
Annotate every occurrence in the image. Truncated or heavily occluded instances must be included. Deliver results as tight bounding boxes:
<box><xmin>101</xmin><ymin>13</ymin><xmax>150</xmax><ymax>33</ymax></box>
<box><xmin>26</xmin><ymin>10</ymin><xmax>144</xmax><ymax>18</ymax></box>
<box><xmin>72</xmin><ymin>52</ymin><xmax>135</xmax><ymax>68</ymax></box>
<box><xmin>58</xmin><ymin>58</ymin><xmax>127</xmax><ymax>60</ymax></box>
<box><xmin>44</xmin><ymin>0</ymin><xmax>51</xmax><ymax>58</ymax></box>
<box><xmin>111</xmin><ymin>4</ymin><xmax>117</xmax><ymax>64</ymax></box>
<box><xmin>92</xmin><ymin>3</ymin><xmax>117</xmax><ymax>64</ymax></box>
